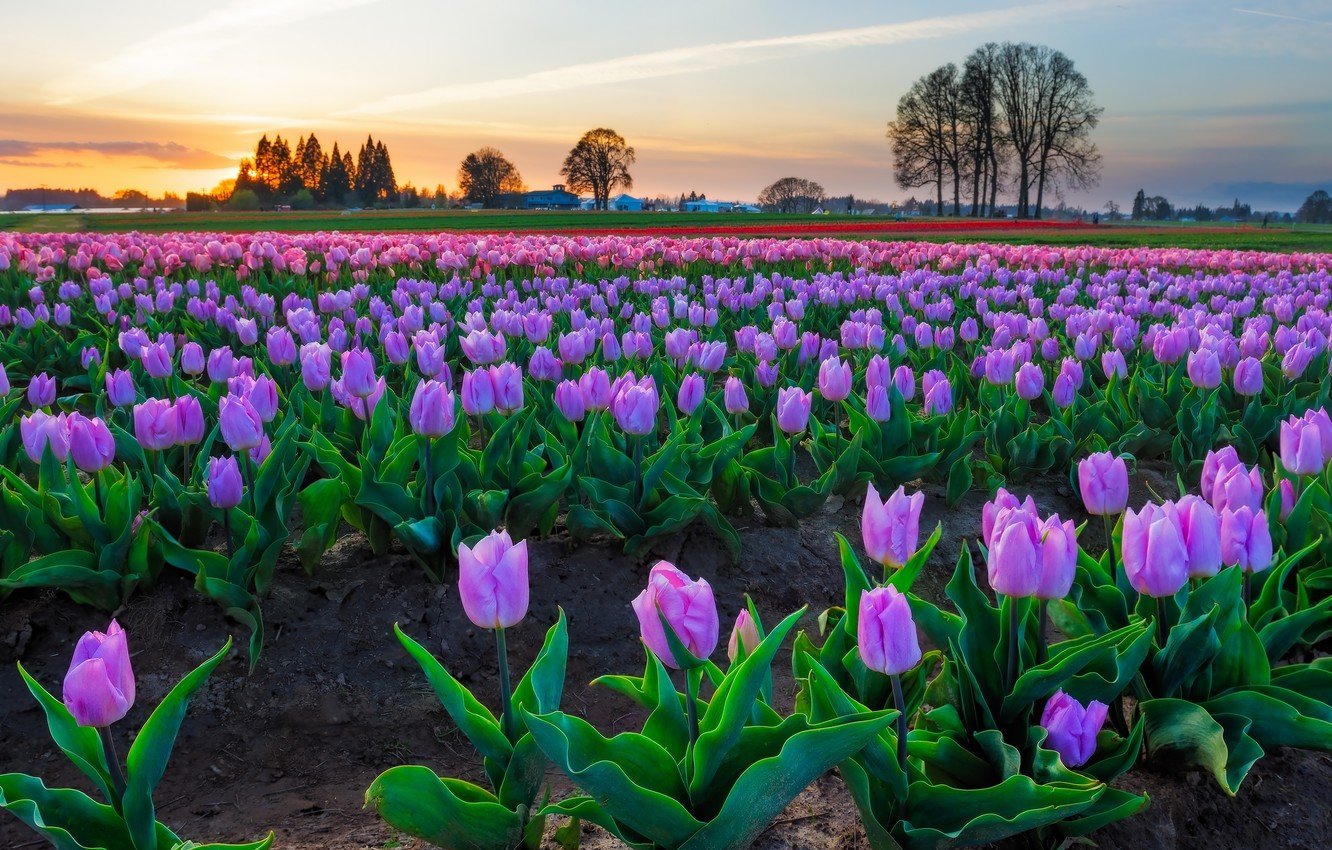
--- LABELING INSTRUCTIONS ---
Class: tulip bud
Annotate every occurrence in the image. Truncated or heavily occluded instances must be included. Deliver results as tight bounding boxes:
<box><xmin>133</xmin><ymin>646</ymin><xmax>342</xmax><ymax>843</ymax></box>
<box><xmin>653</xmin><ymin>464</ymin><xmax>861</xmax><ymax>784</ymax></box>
<box><xmin>1280</xmin><ymin>414</ymin><xmax>1327</xmax><ymax>475</ymax></box>
<box><xmin>20</xmin><ymin>411</ymin><xmax>69</xmax><ymax>462</ymax></box>
<box><xmin>489</xmin><ymin>363</ymin><xmax>524</xmax><ymax>413</ymax></box>
<box><xmin>1040</xmin><ymin>690</ymin><xmax>1107</xmax><ymax>768</ymax></box>
<box><xmin>857</xmin><ymin>586</ymin><xmax>922</xmax><ymax>676</ymax></box>
<box><xmin>1279</xmin><ymin>479</ymin><xmax>1296</xmax><ymax>521</ymax></box>
<box><xmin>207</xmin><ymin>456</ymin><xmax>244</xmax><ymax>509</ymax></box>
<box><xmin>62</xmin><ymin>620</ymin><xmax>135</xmax><ymax>728</ymax></box>
<box><xmin>1078</xmin><ymin>452</ymin><xmax>1129</xmax><ymax>516</ymax></box>
<box><xmin>1036</xmin><ymin>515</ymin><xmax>1078</xmax><ymax>600</ymax></box>
<box><xmin>579</xmin><ymin>367</ymin><xmax>612</xmax><ymax>411</ymax></box>
<box><xmin>631</xmin><ymin>561</ymin><xmax>719</xmax><ymax>668</ymax></box>
<box><xmin>341</xmin><ymin>348</ymin><xmax>378</xmax><ymax>398</ymax></box>
<box><xmin>866</xmin><ymin>385</ymin><xmax>892</xmax><ymax>422</ymax></box>
<box><xmin>141</xmin><ymin>342</ymin><xmax>173</xmax><ymax>379</ymax></box>
<box><xmin>1014</xmin><ymin>362</ymin><xmax>1044</xmax><ymax>400</ymax></box>
<box><xmin>174</xmin><ymin>396</ymin><xmax>206</xmax><ymax>446</ymax></box>
<box><xmin>28</xmin><ymin>373</ymin><xmax>57</xmax><ymax>407</ymax></box>
<box><xmin>180</xmin><ymin>342</ymin><xmax>206</xmax><ymax>376</ymax></box>
<box><xmin>862</xmin><ymin>483</ymin><xmax>924</xmax><ymax>570</ymax></box>
<box><xmin>612</xmin><ymin>376</ymin><xmax>659</xmax><ymax>436</ymax></box>
<box><xmin>817</xmin><ymin>357</ymin><xmax>852</xmax><ymax>402</ymax></box>
<box><xmin>987</xmin><ymin>505</ymin><xmax>1043</xmax><ymax>597</ymax></box>
<box><xmin>1233</xmin><ymin>357</ymin><xmax>1263</xmax><ymax>396</ymax></box>
<box><xmin>554</xmin><ymin>380</ymin><xmax>586</xmax><ymax>422</ymax></box>
<box><xmin>458</xmin><ymin>530</ymin><xmax>529</xmax><ymax>629</ymax></box>
<box><xmin>727</xmin><ymin>609</ymin><xmax>761</xmax><ymax>663</ymax></box>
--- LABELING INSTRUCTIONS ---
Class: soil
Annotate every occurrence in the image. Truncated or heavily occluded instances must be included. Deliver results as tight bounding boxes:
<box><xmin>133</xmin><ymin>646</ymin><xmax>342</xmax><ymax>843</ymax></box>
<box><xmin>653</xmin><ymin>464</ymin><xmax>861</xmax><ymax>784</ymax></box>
<box><xmin>3</xmin><ymin>465</ymin><xmax>1330</xmax><ymax>850</ymax></box>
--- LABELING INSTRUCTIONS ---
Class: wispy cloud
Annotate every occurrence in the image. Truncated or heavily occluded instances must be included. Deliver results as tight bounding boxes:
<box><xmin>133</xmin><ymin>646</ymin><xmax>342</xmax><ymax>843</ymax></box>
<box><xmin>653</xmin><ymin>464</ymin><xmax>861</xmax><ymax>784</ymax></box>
<box><xmin>0</xmin><ymin>139</ymin><xmax>231</xmax><ymax>168</ymax></box>
<box><xmin>44</xmin><ymin>0</ymin><xmax>386</xmax><ymax>104</ymax></box>
<box><xmin>347</xmin><ymin>0</ymin><xmax>1109</xmax><ymax>116</ymax></box>
<box><xmin>1234</xmin><ymin>7</ymin><xmax>1332</xmax><ymax>25</ymax></box>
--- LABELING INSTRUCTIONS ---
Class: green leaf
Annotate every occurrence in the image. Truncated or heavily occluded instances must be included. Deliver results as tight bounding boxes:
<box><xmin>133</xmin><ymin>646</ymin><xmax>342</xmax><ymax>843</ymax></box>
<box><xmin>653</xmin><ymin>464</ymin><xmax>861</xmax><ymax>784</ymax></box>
<box><xmin>1141</xmin><ymin>697</ymin><xmax>1262</xmax><ymax>795</ymax></box>
<box><xmin>523</xmin><ymin>711</ymin><xmax>703</xmax><ymax>846</ymax></box>
<box><xmin>364</xmin><ymin>765</ymin><xmax>522</xmax><ymax>850</ymax></box>
<box><xmin>680</xmin><ymin>713</ymin><xmax>894</xmax><ymax>850</ymax></box>
<box><xmin>123</xmin><ymin>639</ymin><xmax>233</xmax><ymax>850</ymax></box>
<box><xmin>16</xmin><ymin>664</ymin><xmax>115</xmax><ymax>805</ymax></box>
<box><xmin>0</xmin><ymin>773</ymin><xmax>155</xmax><ymax>850</ymax></box>
<box><xmin>512</xmin><ymin>610</ymin><xmax>568</xmax><ymax>718</ymax></box>
<box><xmin>394</xmin><ymin>624</ymin><xmax>512</xmax><ymax>764</ymax></box>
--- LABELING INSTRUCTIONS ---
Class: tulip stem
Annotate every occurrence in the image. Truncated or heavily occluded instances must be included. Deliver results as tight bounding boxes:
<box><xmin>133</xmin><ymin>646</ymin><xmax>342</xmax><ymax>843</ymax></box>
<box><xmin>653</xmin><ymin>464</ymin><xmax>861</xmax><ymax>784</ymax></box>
<box><xmin>1005</xmin><ymin>598</ymin><xmax>1022</xmax><ymax>695</ymax></box>
<box><xmin>93</xmin><ymin>473</ymin><xmax>103</xmax><ymax>519</ymax></box>
<box><xmin>223</xmin><ymin>510</ymin><xmax>234</xmax><ymax>560</ymax></box>
<box><xmin>97</xmin><ymin>726</ymin><xmax>127</xmax><ymax>807</ymax></box>
<box><xmin>420</xmin><ymin>437</ymin><xmax>434</xmax><ymax>517</ymax></box>
<box><xmin>495</xmin><ymin>627</ymin><xmax>515</xmax><ymax>742</ymax></box>
<box><xmin>631</xmin><ymin>436</ymin><xmax>644</xmax><ymax>507</ymax></box>
<box><xmin>890</xmin><ymin>673</ymin><xmax>908</xmax><ymax>774</ymax></box>
<box><xmin>1036</xmin><ymin>599</ymin><xmax>1049</xmax><ymax>667</ymax></box>
<box><xmin>1242</xmin><ymin>570</ymin><xmax>1251</xmax><ymax>610</ymax></box>
<box><xmin>1156</xmin><ymin>597</ymin><xmax>1169</xmax><ymax>649</ymax></box>
<box><xmin>1102</xmin><ymin>514</ymin><xmax>1115</xmax><ymax>587</ymax></box>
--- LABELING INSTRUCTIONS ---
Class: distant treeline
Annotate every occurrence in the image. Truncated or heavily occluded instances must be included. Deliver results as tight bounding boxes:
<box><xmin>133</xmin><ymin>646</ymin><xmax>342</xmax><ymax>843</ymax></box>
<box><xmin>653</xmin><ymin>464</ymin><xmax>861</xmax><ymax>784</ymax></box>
<box><xmin>1</xmin><ymin>187</ymin><xmax>183</xmax><ymax>211</ymax></box>
<box><xmin>229</xmin><ymin>134</ymin><xmax>399</xmax><ymax>208</ymax></box>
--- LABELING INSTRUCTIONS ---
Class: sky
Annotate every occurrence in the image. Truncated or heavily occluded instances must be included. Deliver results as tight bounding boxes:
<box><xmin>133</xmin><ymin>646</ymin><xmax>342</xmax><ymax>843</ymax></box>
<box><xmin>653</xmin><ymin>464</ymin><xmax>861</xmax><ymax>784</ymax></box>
<box><xmin>1</xmin><ymin>0</ymin><xmax>1329</xmax><ymax>210</ymax></box>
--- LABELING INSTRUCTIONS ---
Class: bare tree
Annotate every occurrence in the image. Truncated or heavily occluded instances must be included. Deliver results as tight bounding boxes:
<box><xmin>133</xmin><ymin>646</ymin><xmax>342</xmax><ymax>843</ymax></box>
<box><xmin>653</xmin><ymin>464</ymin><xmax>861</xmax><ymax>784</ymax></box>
<box><xmin>960</xmin><ymin>44</ymin><xmax>1003</xmax><ymax>217</ymax></box>
<box><xmin>757</xmin><ymin>177</ymin><xmax>826</xmax><ymax>213</ymax></box>
<box><xmin>1032</xmin><ymin>51</ymin><xmax>1102</xmax><ymax>216</ymax></box>
<box><xmin>561</xmin><ymin>128</ymin><xmax>635</xmax><ymax>210</ymax></box>
<box><xmin>458</xmin><ymin>147</ymin><xmax>525</xmax><ymax>208</ymax></box>
<box><xmin>888</xmin><ymin>64</ymin><xmax>964</xmax><ymax>215</ymax></box>
<box><xmin>994</xmin><ymin>42</ymin><xmax>1051</xmax><ymax>219</ymax></box>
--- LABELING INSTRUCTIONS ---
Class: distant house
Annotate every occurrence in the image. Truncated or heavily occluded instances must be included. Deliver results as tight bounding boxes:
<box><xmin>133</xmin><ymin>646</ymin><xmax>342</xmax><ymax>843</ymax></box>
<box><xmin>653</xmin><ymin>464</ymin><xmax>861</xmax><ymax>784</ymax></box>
<box><xmin>683</xmin><ymin>199</ymin><xmax>732</xmax><ymax>213</ymax></box>
<box><xmin>609</xmin><ymin>193</ymin><xmax>643</xmax><ymax>211</ymax></box>
<box><xmin>502</xmin><ymin>184</ymin><xmax>581</xmax><ymax>210</ymax></box>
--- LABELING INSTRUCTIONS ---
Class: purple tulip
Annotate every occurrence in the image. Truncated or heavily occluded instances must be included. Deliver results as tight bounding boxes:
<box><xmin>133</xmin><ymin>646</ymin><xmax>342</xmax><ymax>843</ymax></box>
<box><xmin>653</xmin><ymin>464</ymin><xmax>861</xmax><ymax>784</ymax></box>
<box><xmin>461</xmin><ymin>369</ymin><xmax>496</xmax><ymax>416</ymax></box>
<box><xmin>1078</xmin><ymin>453</ymin><xmax>1129</xmax><ymax>516</ymax></box>
<box><xmin>555</xmin><ymin>380</ymin><xmax>586</xmax><ymax>422</ymax></box>
<box><xmin>28</xmin><ymin>373</ymin><xmax>56</xmax><ymax>408</ymax></box>
<box><xmin>677</xmin><ymin>374</ymin><xmax>705</xmax><ymax>416</ymax></box>
<box><xmin>987</xmin><ymin>503</ymin><xmax>1043</xmax><ymax>597</ymax></box>
<box><xmin>300</xmin><ymin>343</ymin><xmax>332</xmax><ymax>391</ymax></box>
<box><xmin>62</xmin><ymin>620</ymin><xmax>135</xmax><ymax>728</ymax></box>
<box><xmin>1036</xmin><ymin>515</ymin><xmax>1078</xmax><ymax>599</ymax></box>
<box><xmin>208</xmin><ymin>456</ymin><xmax>244</xmax><ymax>509</ymax></box>
<box><xmin>1015</xmin><ymin>362</ymin><xmax>1044</xmax><ymax>400</ymax></box>
<box><xmin>180</xmin><ymin>342</ymin><xmax>206</xmax><ymax>376</ymax></box>
<box><xmin>1219</xmin><ymin>506</ymin><xmax>1273</xmax><ymax>573</ymax></box>
<box><xmin>141</xmin><ymin>342</ymin><xmax>173</xmax><ymax>379</ymax></box>
<box><xmin>267</xmin><ymin>328</ymin><xmax>298</xmax><ymax>366</ymax></box>
<box><xmin>20</xmin><ymin>411</ymin><xmax>69</xmax><ymax>463</ymax></box>
<box><xmin>1233</xmin><ymin>357</ymin><xmax>1263</xmax><ymax>396</ymax></box>
<box><xmin>579</xmin><ymin>367</ymin><xmax>612</xmax><ymax>411</ymax></box>
<box><xmin>893</xmin><ymin>365</ymin><xmax>915</xmax><ymax>401</ymax></box>
<box><xmin>1280</xmin><ymin>413</ymin><xmax>1327</xmax><ymax>475</ymax></box>
<box><xmin>1209</xmin><ymin>462</ymin><xmax>1264</xmax><ymax>514</ymax></box>
<box><xmin>723</xmin><ymin>376</ymin><xmax>748</xmax><ymax>415</ymax></box>
<box><xmin>0</xmin><ymin>362</ymin><xmax>9</xmax><ymax>395</ymax></box>
<box><xmin>133</xmin><ymin>398</ymin><xmax>178</xmax><ymax>451</ymax></box>
<box><xmin>862</xmin><ymin>483</ymin><xmax>924</xmax><ymax>570</ymax></box>
<box><xmin>458</xmin><ymin>529</ymin><xmax>529</xmax><ymax>629</ymax></box>
<box><xmin>775</xmin><ymin>386</ymin><xmax>812</xmax><ymax>434</ymax></box>
<box><xmin>218</xmin><ymin>394</ymin><xmax>263</xmax><ymax>452</ymax></box>
<box><xmin>409</xmin><ymin>379</ymin><xmax>456</xmax><ymax>439</ymax></box>
<box><xmin>612</xmin><ymin>376</ymin><xmax>659</xmax><ymax>436</ymax></box>
<box><xmin>68</xmin><ymin>413</ymin><xmax>115</xmax><ymax>473</ymax></box>
<box><xmin>866</xmin><ymin>385</ymin><xmax>892</xmax><ymax>422</ymax></box>
<box><xmin>1040</xmin><ymin>690</ymin><xmax>1107</xmax><ymax>768</ymax></box>
<box><xmin>818</xmin><ymin>357</ymin><xmax>852</xmax><ymax>402</ymax></box>
<box><xmin>923</xmin><ymin>375</ymin><xmax>953</xmax><ymax>415</ymax></box>
<box><xmin>341</xmin><ymin>349</ymin><xmax>378</xmax><ymax>398</ymax></box>
<box><xmin>632</xmin><ymin>561</ymin><xmax>719</xmax><ymax>667</ymax></box>
<box><xmin>490</xmin><ymin>363</ymin><xmax>525</xmax><ymax>413</ymax></box>
<box><xmin>207</xmin><ymin>348</ymin><xmax>235</xmax><ymax>382</ymax></box>
<box><xmin>1122</xmin><ymin>502</ymin><xmax>1190</xmax><ymax>597</ymax></box>
<box><xmin>174</xmin><ymin>396</ymin><xmax>205</xmax><ymax>446</ymax></box>
<box><xmin>857</xmin><ymin>586</ymin><xmax>922</xmax><ymax>676</ymax></box>
<box><xmin>1186</xmin><ymin>349</ymin><xmax>1222</xmax><ymax>389</ymax></box>
<box><xmin>1279</xmin><ymin>479</ymin><xmax>1296</xmax><ymax>521</ymax></box>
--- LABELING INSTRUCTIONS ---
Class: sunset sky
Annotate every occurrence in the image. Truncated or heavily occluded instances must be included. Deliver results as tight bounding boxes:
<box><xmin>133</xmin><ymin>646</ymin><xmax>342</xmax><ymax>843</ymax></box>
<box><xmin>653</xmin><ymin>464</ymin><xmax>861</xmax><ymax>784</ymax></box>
<box><xmin>2</xmin><ymin>0</ymin><xmax>1328</xmax><ymax>209</ymax></box>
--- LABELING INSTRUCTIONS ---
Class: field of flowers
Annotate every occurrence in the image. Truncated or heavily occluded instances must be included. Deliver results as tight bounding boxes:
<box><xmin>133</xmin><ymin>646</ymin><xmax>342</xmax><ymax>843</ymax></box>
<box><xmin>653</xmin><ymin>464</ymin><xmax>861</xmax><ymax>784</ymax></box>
<box><xmin>1</xmin><ymin>230</ymin><xmax>1332</xmax><ymax>849</ymax></box>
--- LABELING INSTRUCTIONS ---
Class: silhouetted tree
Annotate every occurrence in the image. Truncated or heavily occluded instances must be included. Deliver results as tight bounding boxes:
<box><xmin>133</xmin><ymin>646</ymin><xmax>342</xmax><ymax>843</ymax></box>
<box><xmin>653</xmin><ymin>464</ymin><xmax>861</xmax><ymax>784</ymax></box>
<box><xmin>1299</xmin><ymin>189</ymin><xmax>1332</xmax><ymax>224</ymax></box>
<box><xmin>757</xmin><ymin>177</ymin><xmax>826</xmax><ymax>213</ymax></box>
<box><xmin>458</xmin><ymin>146</ymin><xmax>526</xmax><ymax>208</ymax></box>
<box><xmin>561</xmin><ymin>128</ymin><xmax>635</xmax><ymax>210</ymax></box>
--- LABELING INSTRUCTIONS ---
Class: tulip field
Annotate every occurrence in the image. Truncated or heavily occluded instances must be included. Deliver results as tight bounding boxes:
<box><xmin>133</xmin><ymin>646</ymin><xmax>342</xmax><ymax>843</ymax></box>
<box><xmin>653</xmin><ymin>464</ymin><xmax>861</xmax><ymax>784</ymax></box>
<box><xmin>2</xmin><ymin>229</ymin><xmax>1332</xmax><ymax>849</ymax></box>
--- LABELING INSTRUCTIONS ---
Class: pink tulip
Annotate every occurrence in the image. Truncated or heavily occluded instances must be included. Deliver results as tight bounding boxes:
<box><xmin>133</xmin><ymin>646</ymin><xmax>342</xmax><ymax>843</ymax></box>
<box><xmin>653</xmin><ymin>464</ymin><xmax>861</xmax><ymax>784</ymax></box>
<box><xmin>862</xmin><ymin>483</ymin><xmax>924</xmax><ymax>570</ymax></box>
<box><xmin>631</xmin><ymin>561</ymin><xmax>718</xmax><ymax>668</ymax></box>
<box><xmin>62</xmin><ymin>620</ymin><xmax>135</xmax><ymax>728</ymax></box>
<box><xmin>458</xmin><ymin>529</ymin><xmax>529</xmax><ymax>629</ymax></box>
<box><xmin>857</xmin><ymin>586</ymin><xmax>922</xmax><ymax>676</ymax></box>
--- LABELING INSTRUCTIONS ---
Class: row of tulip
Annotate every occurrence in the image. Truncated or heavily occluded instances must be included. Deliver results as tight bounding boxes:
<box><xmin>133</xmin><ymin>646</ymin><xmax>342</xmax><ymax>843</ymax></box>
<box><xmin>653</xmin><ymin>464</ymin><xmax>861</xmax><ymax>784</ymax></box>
<box><xmin>6</xmin><ymin>438</ymin><xmax>1330</xmax><ymax>849</ymax></box>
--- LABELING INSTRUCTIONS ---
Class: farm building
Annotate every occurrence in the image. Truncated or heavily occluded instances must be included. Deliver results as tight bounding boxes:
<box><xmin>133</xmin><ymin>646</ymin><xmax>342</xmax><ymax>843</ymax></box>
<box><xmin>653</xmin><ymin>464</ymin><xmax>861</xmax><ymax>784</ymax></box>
<box><xmin>498</xmin><ymin>185</ymin><xmax>582</xmax><ymax>210</ymax></box>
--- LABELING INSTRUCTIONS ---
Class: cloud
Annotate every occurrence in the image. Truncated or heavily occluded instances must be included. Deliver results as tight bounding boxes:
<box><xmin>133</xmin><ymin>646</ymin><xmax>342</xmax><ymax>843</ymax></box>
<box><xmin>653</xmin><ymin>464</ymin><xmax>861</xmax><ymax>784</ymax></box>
<box><xmin>0</xmin><ymin>139</ymin><xmax>231</xmax><ymax>168</ymax></box>
<box><xmin>347</xmin><ymin>0</ymin><xmax>1111</xmax><ymax>116</ymax></box>
<box><xmin>1234</xmin><ymin>7</ymin><xmax>1332</xmax><ymax>25</ymax></box>
<box><xmin>44</xmin><ymin>0</ymin><xmax>386</xmax><ymax>103</ymax></box>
